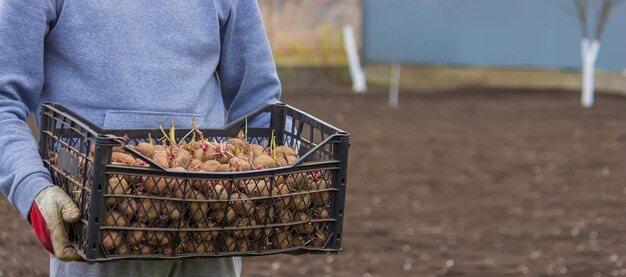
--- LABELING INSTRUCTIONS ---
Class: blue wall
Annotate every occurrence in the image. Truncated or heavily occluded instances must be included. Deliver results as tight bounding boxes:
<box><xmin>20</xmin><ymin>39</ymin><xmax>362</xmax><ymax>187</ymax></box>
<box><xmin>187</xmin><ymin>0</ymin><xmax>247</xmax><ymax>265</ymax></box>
<box><xmin>362</xmin><ymin>0</ymin><xmax>626</xmax><ymax>71</ymax></box>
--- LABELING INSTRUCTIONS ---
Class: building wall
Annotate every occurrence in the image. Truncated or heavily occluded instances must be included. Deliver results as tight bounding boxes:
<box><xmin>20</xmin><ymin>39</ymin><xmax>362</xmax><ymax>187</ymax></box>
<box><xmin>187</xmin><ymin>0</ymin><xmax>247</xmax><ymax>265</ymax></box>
<box><xmin>362</xmin><ymin>0</ymin><xmax>626</xmax><ymax>71</ymax></box>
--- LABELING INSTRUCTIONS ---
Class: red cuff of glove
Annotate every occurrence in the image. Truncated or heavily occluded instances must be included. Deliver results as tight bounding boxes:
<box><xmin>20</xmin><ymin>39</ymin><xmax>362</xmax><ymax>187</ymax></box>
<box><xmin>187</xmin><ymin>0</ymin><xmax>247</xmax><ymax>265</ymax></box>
<box><xmin>29</xmin><ymin>202</ymin><xmax>55</xmax><ymax>254</ymax></box>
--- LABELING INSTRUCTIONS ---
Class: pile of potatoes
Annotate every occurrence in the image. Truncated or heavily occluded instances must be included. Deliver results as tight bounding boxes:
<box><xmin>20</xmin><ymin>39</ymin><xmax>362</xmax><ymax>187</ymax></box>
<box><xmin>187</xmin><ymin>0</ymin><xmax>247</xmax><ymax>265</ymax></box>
<box><xmin>106</xmin><ymin>139</ymin><xmax>298</xmax><ymax>173</ymax></box>
<box><xmin>98</xmin><ymin>131</ymin><xmax>333</xmax><ymax>256</ymax></box>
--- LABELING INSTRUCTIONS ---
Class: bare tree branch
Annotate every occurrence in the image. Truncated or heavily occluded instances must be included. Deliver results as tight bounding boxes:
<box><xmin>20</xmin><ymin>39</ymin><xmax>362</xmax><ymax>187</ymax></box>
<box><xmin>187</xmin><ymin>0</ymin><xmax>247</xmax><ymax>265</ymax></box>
<box><xmin>595</xmin><ymin>0</ymin><xmax>613</xmax><ymax>40</ymax></box>
<box><xmin>575</xmin><ymin>0</ymin><xmax>624</xmax><ymax>41</ymax></box>
<box><xmin>574</xmin><ymin>0</ymin><xmax>589</xmax><ymax>38</ymax></box>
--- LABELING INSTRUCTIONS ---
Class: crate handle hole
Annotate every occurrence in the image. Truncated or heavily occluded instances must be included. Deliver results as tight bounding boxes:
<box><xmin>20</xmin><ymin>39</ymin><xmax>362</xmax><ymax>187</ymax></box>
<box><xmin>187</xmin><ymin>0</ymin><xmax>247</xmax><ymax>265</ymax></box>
<box><xmin>94</xmin><ymin>217</ymin><xmax>99</xmax><ymax>224</ymax></box>
<box><xmin>341</xmin><ymin>179</ymin><xmax>345</xmax><ymax>186</ymax></box>
<box><xmin>97</xmin><ymin>184</ymin><xmax>102</xmax><ymax>191</ymax></box>
<box><xmin>92</xmin><ymin>243</ymin><xmax>97</xmax><ymax>250</ymax></box>
<box><xmin>337</xmin><ymin>234</ymin><xmax>341</xmax><ymax>240</ymax></box>
<box><xmin>338</xmin><ymin>209</ymin><xmax>343</xmax><ymax>216</ymax></box>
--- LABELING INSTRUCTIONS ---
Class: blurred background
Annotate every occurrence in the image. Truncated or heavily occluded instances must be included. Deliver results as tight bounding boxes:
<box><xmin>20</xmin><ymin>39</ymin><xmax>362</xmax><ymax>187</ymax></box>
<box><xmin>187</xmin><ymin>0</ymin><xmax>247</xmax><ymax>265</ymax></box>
<box><xmin>3</xmin><ymin>0</ymin><xmax>626</xmax><ymax>276</ymax></box>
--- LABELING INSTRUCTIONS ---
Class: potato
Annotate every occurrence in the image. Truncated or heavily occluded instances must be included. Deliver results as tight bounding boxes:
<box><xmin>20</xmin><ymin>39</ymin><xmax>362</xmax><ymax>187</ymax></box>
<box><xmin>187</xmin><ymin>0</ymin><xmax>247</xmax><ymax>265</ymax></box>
<box><xmin>253</xmin><ymin>155</ymin><xmax>276</xmax><ymax>169</ymax></box>
<box><xmin>295</xmin><ymin>213</ymin><xmax>313</xmax><ymax>235</ymax></box>
<box><xmin>287</xmin><ymin>193</ymin><xmax>312</xmax><ymax>211</ymax></box>
<box><xmin>102</xmin><ymin>231</ymin><xmax>123</xmax><ymax>251</ymax></box>
<box><xmin>276</xmin><ymin>209</ymin><xmax>293</xmax><ymax>224</ymax></box>
<box><xmin>202</xmin><ymin>144</ymin><xmax>219</xmax><ymax>161</ymax></box>
<box><xmin>276</xmin><ymin>154</ymin><xmax>297</xmax><ymax>167</ymax></box>
<box><xmin>161</xmin><ymin>201</ymin><xmax>182</xmax><ymax>221</ymax></box>
<box><xmin>227</xmin><ymin>138</ymin><xmax>248</xmax><ymax>152</ymax></box>
<box><xmin>191</xmin><ymin>178</ymin><xmax>210</xmax><ymax>193</ymax></box>
<box><xmin>153</xmin><ymin>151</ymin><xmax>170</xmax><ymax>169</ymax></box>
<box><xmin>292</xmin><ymin>235</ymin><xmax>304</xmax><ymax>247</ymax></box>
<box><xmin>248</xmin><ymin>144</ymin><xmax>264</xmax><ymax>158</ymax></box>
<box><xmin>203</xmin><ymin>160</ymin><xmax>221</xmax><ymax>168</ymax></box>
<box><xmin>105</xmin><ymin>210</ymin><xmax>128</xmax><ymax>227</ymax></box>
<box><xmin>106</xmin><ymin>177</ymin><xmax>130</xmax><ymax>206</ymax></box>
<box><xmin>144</xmin><ymin>177</ymin><xmax>171</xmax><ymax>195</ymax></box>
<box><xmin>311</xmin><ymin>180</ymin><xmax>331</xmax><ymax>206</ymax></box>
<box><xmin>136</xmin><ymin>243</ymin><xmax>152</xmax><ymax>254</ymax></box>
<box><xmin>312</xmin><ymin>231</ymin><xmax>327</xmax><ymax>247</ymax></box>
<box><xmin>192</xmin><ymin>148</ymin><xmax>205</xmax><ymax>161</ymax></box>
<box><xmin>170</xmin><ymin>149</ymin><xmax>191</xmax><ymax>169</ymax></box>
<box><xmin>200</xmin><ymin>161</ymin><xmax>221</xmax><ymax>175</ymax></box>
<box><xmin>123</xmin><ymin>175</ymin><xmax>144</xmax><ymax>185</ymax></box>
<box><xmin>146</xmin><ymin>231</ymin><xmax>171</xmax><ymax>246</ymax></box>
<box><xmin>190</xmin><ymin>141</ymin><xmax>203</xmax><ymax>150</ymax></box>
<box><xmin>273</xmin><ymin>184</ymin><xmax>291</xmax><ymax>210</ymax></box>
<box><xmin>211</xmin><ymin>206</ymin><xmax>236</xmax><ymax>223</ymax></box>
<box><xmin>231</xmin><ymin>193</ymin><xmax>254</xmax><ymax>217</ymax></box>
<box><xmin>216</xmin><ymin>153</ymin><xmax>230</xmax><ymax>165</ymax></box>
<box><xmin>205</xmin><ymin>142</ymin><xmax>232</xmax><ymax>164</ymax></box>
<box><xmin>233</xmin><ymin>218</ymin><xmax>257</xmax><ymax>239</ymax></box>
<box><xmin>235</xmin><ymin>239</ymin><xmax>249</xmax><ymax>252</ymax></box>
<box><xmin>135</xmin><ymin>198</ymin><xmax>163</xmax><ymax>223</ymax></box>
<box><xmin>262</xmin><ymin>226</ymin><xmax>276</xmax><ymax>238</ymax></box>
<box><xmin>270</xmin><ymin>231</ymin><xmax>291</xmax><ymax>249</ymax></box>
<box><xmin>245</xmin><ymin>180</ymin><xmax>279</xmax><ymax>198</ymax></box>
<box><xmin>193</xmin><ymin>220</ymin><xmax>219</xmax><ymax>241</ymax></box>
<box><xmin>189</xmin><ymin>159</ymin><xmax>203</xmax><ymax>170</ymax></box>
<box><xmin>189</xmin><ymin>192</ymin><xmax>209</xmax><ymax>222</ymax></box>
<box><xmin>118</xmin><ymin>197</ymin><xmax>137</xmax><ymax>218</ymax></box>
<box><xmin>236</xmin><ymin>152</ymin><xmax>251</xmax><ymax>161</ymax></box>
<box><xmin>275</xmin><ymin>146</ymin><xmax>297</xmax><ymax>157</ymax></box>
<box><xmin>286</xmin><ymin>174</ymin><xmax>309</xmax><ymax>191</ymax></box>
<box><xmin>136</xmin><ymin>142</ymin><xmax>155</xmax><ymax>157</ymax></box>
<box><xmin>228</xmin><ymin>157</ymin><xmax>252</xmax><ymax>172</ymax></box>
<box><xmin>159</xmin><ymin>246</ymin><xmax>175</xmax><ymax>255</ymax></box>
<box><xmin>112</xmin><ymin>152</ymin><xmax>135</xmax><ymax>165</ymax></box>
<box><xmin>255</xmin><ymin>205</ymin><xmax>275</xmax><ymax>223</ymax></box>
<box><xmin>171</xmin><ymin>181</ymin><xmax>193</xmax><ymax>199</ymax></box>
<box><xmin>318</xmin><ymin>208</ymin><xmax>330</xmax><ymax>219</ymax></box>
<box><xmin>208</xmin><ymin>185</ymin><xmax>234</xmax><ymax>222</ymax></box>
<box><xmin>227</xmin><ymin>143</ymin><xmax>237</xmax><ymax>152</ymax></box>
<box><xmin>223</xmin><ymin>236</ymin><xmax>237</xmax><ymax>252</ymax></box>
<box><xmin>126</xmin><ymin>222</ymin><xmax>147</xmax><ymax>245</ymax></box>
<box><xmin>186</xmin><ymin>241</ymin><xmax>214</xmax><ymax>254</ymax></box>
<box><xmin>174</xmin><ymin>221</ymin><xmax>191</xmax><ymax>244</ymax></box>
<box><xmin>217</xmin><ymin>163</ymin><xmax>230</xmax><ymax>172</ymax></box>
<box><xmin>116</xmin><ymin>244</ymin><xmax>130</xmax><ymax>255</ymax></box>
<box><xmin>250</xmin><ymin>237</ymin><xmax>272</xmax><ymax>251</ymax></box>
<box><xmin>209</xmin><ymin>184</ymin><xmax>229</xmax><ymax>210</ymax></box>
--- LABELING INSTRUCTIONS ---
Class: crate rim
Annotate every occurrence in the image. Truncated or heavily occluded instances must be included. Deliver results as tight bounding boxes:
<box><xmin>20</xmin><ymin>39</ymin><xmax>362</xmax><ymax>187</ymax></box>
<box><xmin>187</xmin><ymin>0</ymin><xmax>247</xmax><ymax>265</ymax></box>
<box><xmin>41</xmin><ymin>102</ymin><xmax>350</xmax><ymax>137</ymax></box>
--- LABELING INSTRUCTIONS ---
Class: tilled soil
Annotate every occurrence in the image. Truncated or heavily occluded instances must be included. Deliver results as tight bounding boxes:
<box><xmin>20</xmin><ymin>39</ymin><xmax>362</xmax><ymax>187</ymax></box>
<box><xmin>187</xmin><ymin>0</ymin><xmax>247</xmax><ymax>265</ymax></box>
<box><xmin>2</xmin><ymin>86</ymin><xmax>626</xmax><ymax>277</ymax></box>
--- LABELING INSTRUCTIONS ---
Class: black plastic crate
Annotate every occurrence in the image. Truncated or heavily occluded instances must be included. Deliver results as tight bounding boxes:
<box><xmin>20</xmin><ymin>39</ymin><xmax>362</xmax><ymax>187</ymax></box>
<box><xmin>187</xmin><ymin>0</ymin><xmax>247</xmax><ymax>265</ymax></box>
<box><xmin>38</xmin><ymin>103</ymin><xmax>349</xmax><ymax>261</ymax></box>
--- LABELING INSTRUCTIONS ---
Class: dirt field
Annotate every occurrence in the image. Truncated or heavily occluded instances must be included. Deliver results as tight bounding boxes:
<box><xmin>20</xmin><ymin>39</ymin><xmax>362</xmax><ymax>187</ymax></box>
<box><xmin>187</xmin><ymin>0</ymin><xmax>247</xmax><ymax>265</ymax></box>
<box><xmin>2</xmin><ymin>86</ymin><xmax>626</xmax><ymax>276</ymax></box>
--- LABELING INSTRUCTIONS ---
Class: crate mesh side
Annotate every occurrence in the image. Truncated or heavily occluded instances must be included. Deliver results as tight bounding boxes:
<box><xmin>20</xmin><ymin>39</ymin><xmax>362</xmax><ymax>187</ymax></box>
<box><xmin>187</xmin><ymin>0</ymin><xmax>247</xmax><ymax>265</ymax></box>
<box><xmin>99</xmin><ymin>168</ymin><xmax>337</xmax><ymax>258</ymax></box>
<box><xmin>41</xmin><ymin>109</ymin><xmax>96</xmax><ymax>256</ymax></box>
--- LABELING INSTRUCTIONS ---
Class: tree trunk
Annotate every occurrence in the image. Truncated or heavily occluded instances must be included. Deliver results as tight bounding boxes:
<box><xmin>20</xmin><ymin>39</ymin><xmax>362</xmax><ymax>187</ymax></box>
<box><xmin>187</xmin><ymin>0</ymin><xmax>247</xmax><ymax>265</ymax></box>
<box><xmin>581</xmin><ymin>38</ymin><xmax>600</xmax><ymax>108</ymax></box>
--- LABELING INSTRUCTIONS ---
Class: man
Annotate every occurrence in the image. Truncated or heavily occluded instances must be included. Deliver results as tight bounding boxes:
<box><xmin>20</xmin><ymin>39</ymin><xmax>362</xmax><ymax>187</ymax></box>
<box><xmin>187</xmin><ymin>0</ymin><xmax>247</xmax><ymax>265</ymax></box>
<box><xmin>0</xmin><ymin>0</ymin><xmax>280</xmax><ymax>276</ymax></box>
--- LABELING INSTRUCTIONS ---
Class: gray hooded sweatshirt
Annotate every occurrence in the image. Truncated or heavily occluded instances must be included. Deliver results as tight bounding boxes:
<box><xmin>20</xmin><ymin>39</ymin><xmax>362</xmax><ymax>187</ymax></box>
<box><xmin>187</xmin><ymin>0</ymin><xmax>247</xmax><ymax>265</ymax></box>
<box><xmin>0</xmin><ymin>0</ymin><xmax>280</xmax><ymax>275</ymax></box>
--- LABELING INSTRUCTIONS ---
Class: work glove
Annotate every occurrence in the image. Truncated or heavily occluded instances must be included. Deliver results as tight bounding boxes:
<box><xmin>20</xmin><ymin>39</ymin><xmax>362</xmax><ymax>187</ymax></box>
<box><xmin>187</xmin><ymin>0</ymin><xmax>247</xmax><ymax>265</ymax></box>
<box><xmin>29</xmin><ymin>186</ymin><xmax>81</xmax><ymax>261</ymax></box>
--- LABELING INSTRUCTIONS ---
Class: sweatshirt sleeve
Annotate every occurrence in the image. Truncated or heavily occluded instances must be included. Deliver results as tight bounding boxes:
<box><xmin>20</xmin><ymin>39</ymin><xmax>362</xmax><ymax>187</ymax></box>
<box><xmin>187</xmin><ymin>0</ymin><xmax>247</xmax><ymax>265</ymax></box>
<box><xmin>0</xmin><ymin>0</ymin><xmax>58</xmax><ymax>218</ymax></box>
<box><xmin>218</xmin><ymin>0</ymin><xmax>281</xmax><ymax>127</ymax></box>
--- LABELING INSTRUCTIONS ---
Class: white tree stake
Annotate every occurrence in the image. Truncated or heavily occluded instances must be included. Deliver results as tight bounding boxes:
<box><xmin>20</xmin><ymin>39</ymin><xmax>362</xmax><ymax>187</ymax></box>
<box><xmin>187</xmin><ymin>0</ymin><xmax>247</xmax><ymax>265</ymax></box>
<box><xmin>389</xmin><ymin>62</ymin><xmax>401</xmax><ymax>108</ymax></box>
<box><xmin>581</xmin><ymin>38</ymin><xmax>600</xmax><ymax>108</ymax></box>
<box><xmin>343</xmin><ymin>25</ymin><xmax>367</xmax><ymax>93</ymax></box>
